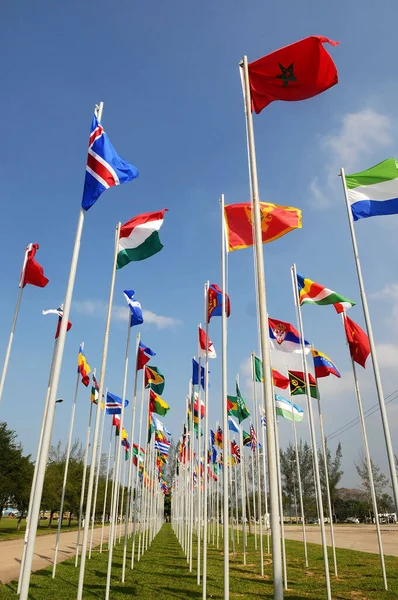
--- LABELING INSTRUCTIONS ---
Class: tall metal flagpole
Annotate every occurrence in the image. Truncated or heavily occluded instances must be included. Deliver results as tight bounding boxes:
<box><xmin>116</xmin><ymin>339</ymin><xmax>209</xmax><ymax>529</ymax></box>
<box><xmin>196</xmin><ymin>352</ymin><xmax>202</xmax><ymax>586</ymax></box>
<box><xmin>220</xmin><ymin>193</ymin><xmax>230</xmax><ymax>600</ymax></box>
<box><xmin>274</xmin><ymin>420</ymin><xmax>287</xmax><ymax>590</ymax></box>
<box><xmin>202</xmin><ymin>285</ymin><xmax>210</xmax><ymax>600</ymax></box>
<box><xmin>105</xmin><ymin>310</ymin><xmax>131</xmax><ymax>600</ymax></box>
<box><xmin>340</xmin><ymin>168</ymin><xmax>398</xmax><ymax>512</ymax></box>
<box><xmin>0</xmin><ymin>244</ymin><xmax>30</xmax><ymax>405</ymax></box>
<box><xmin>89</xmin><ymin>391</ymin><xmax>107</xmax><ymax>559</ymax></box>
<box><xmin>122</xmin><ymin>333</ymin><xmax>140</xmax><ymax>581</ymax></box>
<box><xmin>52</xmin><ymin>367</ymin><xmax>81</xmax><ymax>577</ymax></box>
<box><xmin>241</xmin><ymin>56</ymin><xmax>283</xmax><ymax>599</ymax></box>
<box><xmin>131</xmin><ymin>370</ymin><xmax>146</xmax><ymax>568</ymax></box>
<box><xmin>340</xmin><ymin>314</ymin><xmax>388</xmax><ymax>590</ymax></box>
<box><xmin>75</xmin><ymin>396</ymin><xmax>94</xmax><ymax>566</ymax></box>
<box><xmin>291</xmin><ymin>263</ymin><xmax>332</xmax><ymax>600</ymax></box>
<box><xmin>251</xmin><ymin>355</ymin><xmax>264</xmax><ymax>575</ymax></box>
<box><xmin>77</xmin><ymin>220</ymin><xmax>121</xmax><ymax>600</ymax></box>
<box><xmin>100</xmin><ymin>421</ymin><xmax>113</xmax><ymax>553</ymax></box>
<box><xmin>19</xmin><ymin>102</ymin><xmax>104</xmax><ymax>600</ymax></box>
<box><xmin>259</xmin><ymin>407</ymin><xmax>270</xmax><ymax>554</ymax></box>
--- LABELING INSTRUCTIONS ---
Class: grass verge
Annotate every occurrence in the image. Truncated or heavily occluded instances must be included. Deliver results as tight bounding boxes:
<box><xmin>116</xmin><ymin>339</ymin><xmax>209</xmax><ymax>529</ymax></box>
<box><xmin>0</xmin><ymin>519</ymin><xmax>99</xmax><ymax>541</ymax></box>
<box><xmin>0</xmin><ymin>523</ymin><xmax>397</xmax><ymax>599</ymax></box>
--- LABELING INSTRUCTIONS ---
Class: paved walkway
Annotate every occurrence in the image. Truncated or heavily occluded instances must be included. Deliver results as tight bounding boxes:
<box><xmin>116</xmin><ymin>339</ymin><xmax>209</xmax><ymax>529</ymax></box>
<box><xmin>0</xmin><ymin>524</ymin><xmax>124</xmax><ymax>584</ymax></box>
<box><xmin>283</xmin><ymin>524</ymin><xmax>398</xmax><ymax>556</ymax></box>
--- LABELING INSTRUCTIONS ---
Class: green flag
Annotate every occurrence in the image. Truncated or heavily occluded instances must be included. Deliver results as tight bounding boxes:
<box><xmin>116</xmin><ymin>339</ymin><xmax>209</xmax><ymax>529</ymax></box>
<box><xmin>253</xmin><ymin>355</ymin><xmax>263</xmax><ymax>382</ymax></box>
<box><xmin>242</xmin><ymin>430</ymin><xmax>251</xmax><ymax>446</ymax></box>
<box><xmin>227</xmin><ymin>382</ymin><xmax>250</xmax><ymax>424</ymax></box>
<box><xmin>145</xmin><ymin>365</ymin><xmax>165</xmax><ymax>395</ymax></box>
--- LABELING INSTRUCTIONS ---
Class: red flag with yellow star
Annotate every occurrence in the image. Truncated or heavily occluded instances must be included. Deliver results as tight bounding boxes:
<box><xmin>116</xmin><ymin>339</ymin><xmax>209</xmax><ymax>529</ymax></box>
<box><xmin>344</xmin><ymin>315</ymin><xmax>370</xmax><ymax>369</ymax></box>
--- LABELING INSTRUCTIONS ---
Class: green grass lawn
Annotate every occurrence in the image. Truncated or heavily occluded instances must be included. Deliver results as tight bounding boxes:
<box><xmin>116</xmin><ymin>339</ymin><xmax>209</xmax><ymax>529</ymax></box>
<box><xmin>0</xmin><ymin>518</ymin><xmax>94</xmax><ymax>541</ymax></box>
<box><xmin>0</xmin><ymin>523</ymin><xmax>397</xmax><ymax>599</ymax></box>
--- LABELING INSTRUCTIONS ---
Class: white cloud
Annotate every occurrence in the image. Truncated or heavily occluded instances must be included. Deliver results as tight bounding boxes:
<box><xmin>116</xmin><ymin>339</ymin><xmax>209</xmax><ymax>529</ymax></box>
<box><xmin>370</xmin><ymin>283</ymin><xmax>398</xmax><ymax>327</ymax></box>
<box><xmin>375</xmin><ymin>343</ymin><xmax>398</xmax><ymax>369</ymax></box>
<box><xmin>309</xmin><ymin>109</ymin><xmax>392</xmax><ymax>209</ymax></box>
<box><xmin>73</xmin><ymin>300</ymin><xmax>181</xmax><ymax>329</ymax></box>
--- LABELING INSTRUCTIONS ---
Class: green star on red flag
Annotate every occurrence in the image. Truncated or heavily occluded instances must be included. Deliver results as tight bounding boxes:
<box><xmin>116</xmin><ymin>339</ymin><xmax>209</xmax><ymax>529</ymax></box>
<box><xmin>276</xmin><ymin>63</ymin><xmax>296</xmax><ymax>87</ymax></box>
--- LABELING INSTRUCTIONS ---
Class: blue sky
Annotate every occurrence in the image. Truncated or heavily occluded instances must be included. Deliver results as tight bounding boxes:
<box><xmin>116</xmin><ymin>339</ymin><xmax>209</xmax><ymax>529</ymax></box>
<box><xmin>1</xmin><ymin>0</ymin><xmax>398</xmax><ymax>489</ymax></box>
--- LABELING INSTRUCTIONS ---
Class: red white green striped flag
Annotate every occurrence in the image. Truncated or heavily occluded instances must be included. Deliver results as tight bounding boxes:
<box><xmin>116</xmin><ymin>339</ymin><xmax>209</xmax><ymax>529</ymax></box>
<box><xmin>117</xmin><ymin>209</ymin><xmax>167</xmax><ymax>269</ymax></box>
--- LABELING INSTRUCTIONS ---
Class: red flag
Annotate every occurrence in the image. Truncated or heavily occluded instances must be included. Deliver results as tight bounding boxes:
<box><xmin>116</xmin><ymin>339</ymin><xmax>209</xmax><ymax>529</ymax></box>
<box><xmin>344</xmin><ymin>315</ymin><xmax>370</xmax><ymax>369</ymax></box>
<box><xmin>55</xmin><ymin>314</ymin><xmax>72</xmax><ymax>339</ymax></box>
<box><xmin>248</xmin><ymin>36</ymin><xmax>339</xmax><ymax>114</ymax></box>
<box><xmin>272</xmin><ymin>368</ymin><xmax>289</xmax><ymax>389</ymax></box>
<box><xmin>21</xmin><ymin>244</ymin><xmax>49</xmax><ymax>288</ymax></box>
<box><xmin>198</xmin><ymin>327</ymin><xmax>216</xmax><ymax>359</ymax></box>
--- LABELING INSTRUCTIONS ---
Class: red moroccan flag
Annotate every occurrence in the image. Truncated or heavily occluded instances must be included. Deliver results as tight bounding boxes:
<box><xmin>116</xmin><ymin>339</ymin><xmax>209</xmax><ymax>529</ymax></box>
<box><xmin>344</xmin><ymin>315</ymin><xmax>370</xmax><ymax>369</ymax></box>
<box><xmin>272</xmin><ymin>369</ymin><xmax>289</xmax><ymax>390</ymax></box>
<box><xmin>21</xmin><ymin>243</ymin><xmax>49</xmax><ymax>288</ymax></box>
<box><xmin>248</xmin><ymin>36</ymin><xmax>339</xmax><ymax>114</ymax></box>
<box><xmin>224</xmin><ymin>202</ymin><xmax>301</xmax><ymax>251</ymax></box>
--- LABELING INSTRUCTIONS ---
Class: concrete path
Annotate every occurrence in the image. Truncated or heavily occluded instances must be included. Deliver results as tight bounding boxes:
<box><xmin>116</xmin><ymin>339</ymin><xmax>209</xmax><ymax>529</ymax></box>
<box><xmin>0</xmin><ymin>524</ymin><xmax>120</xmax><ymax>584</ymax></box>
<box><xmin>283</xmin><ymin>524</ymin><xmax>398</xmax><ymax>556</ymax></box>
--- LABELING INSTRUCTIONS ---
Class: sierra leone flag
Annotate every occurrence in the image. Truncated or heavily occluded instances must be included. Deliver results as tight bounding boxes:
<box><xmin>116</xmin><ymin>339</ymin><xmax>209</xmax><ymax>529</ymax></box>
<box><xmin>345</xmin><ymin>158</ymin><xmax>398</xmax><ymax>221</ymax></box>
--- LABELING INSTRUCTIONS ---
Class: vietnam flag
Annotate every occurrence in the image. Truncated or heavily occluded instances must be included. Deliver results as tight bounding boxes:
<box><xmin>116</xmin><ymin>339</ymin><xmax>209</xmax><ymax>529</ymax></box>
<box><xmin>224</xmin><ymin>202</ymin><xmax>301</xmax><ymax>251</ymax></box>
<box><xmin>21</xmin><ymin>243</ymin><xmax>49</xmax><ymax>288</ymax></box>
<box><xmin>247</xmin><ymin>36</ymin><xmax>339</xmax><ymax>114</ymax></box>
<box><xmin>344</xmin><ymin>315</ymin><xmax>370</xmax><ymax>369</ymax></box>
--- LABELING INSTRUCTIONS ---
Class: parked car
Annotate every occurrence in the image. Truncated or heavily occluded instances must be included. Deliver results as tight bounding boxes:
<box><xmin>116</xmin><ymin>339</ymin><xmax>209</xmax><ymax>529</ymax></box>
<box><xmin>345</xmin><ymin>517</ymin><xmax>360</xmax><ymax>524</ymax></box>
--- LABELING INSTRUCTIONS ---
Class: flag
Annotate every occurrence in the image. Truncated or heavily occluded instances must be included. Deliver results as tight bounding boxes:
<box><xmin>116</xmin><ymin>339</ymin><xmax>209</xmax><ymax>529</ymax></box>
<box><xmin>215</xmin><ymin>426</ymin><xmax>223</xmax><ymax>449</ymax></box>
<box><xmin>207</xmin><ymin>283</ymin><xmax>231</xmax><ymax>321</ymax></box>
<box><xmin>198</xmin><ymin>327</ymin><xmax>216</xmax><ymax>359</ymax></box>
<box><xmin>112</xmin><ymin>415</ymin><xmax>128</xmax><ymax>439</ymax></box>
<box><xmin>148</xmin><ymin>412</ymin><xmax>154</xmax><ymax>443</ymax></box>
<box><xmin>145</xmin><ymin>366</ymin><xmax>165</xmax><ymax>395</ymax></box>
<box><xmin>77</xmin><ymin>344</ymin><xmax>91</xmax><ymax>387</ymax></box>
<box><xmin>345</xmin><ymin>158</ymin><xmax>398</xmax><ymax>221</ymax></box>
<box><xmin>288</xmin><ymin>371</ymin><xmax>318</xmax><ymax>399</ymax></box>
<box><xmin>344</xmin><ymin>315</ymin><xmax>370</xmax><ymax>369</ymax></box>
<box><xmin>297</xmin><ymin>273</ymin><xmax>355</xmax><ymax>313</ymax></box>
<box><xmin>81</xmin><ymin>114</ymin><xmax>138</xmax><ymax>211</ymax></box>
<box><xmin>106</xmin><ymin>392</ymin><xmax>129</xmax><ymax>415</ymax></box>
<box><xmin>227</xmin><ymin>382</ymin><xmax>250</xmax><ymax>423</ymax></box>
<box><xmin>122</xmin><ymin>438</ymin><xmax>130</xmax><ymax>460</ymax></box>
<box><xmin>253</xmin><ymin>355</ymin><xmax>263</xmax><ymax>382</ymax></box>
<box><xmin>250</xmin><ymin>424</ymin><xmax>257</xmax><ymax>450</ymax></box>
<box><xmin>247</xmin><ymin>36</ymin><xmax>339</xmax><ymax>114</ymax></box>
<box><xmin>137</xmin><ymin>341</ymin><xmax>156</xmax><ymax>370</ymax></box>
<box><xmin>117</xmin><ymin>210</ymin><xmax>167</xmax><ymax>268</ymax></box>
<box><xmin>230</xmin><ymin>440</ymin><xmax>241</xmax><ymax>464</ymax></box>
<box><xmin>151</xmin><ymin>414</ymin><xmax>171</xmax><ymax>435</ymax></box>
<box><xmin>224</xmin><ymin>202</ymin><xmax>302</xmax><ymax>251</ymax></box>
<box><xmin>228</xmin><ymin>416</ymin><xmax>240</xmax><ymax>433</ymax></box>
<box><xmin>312</xmin><ymin>349</ymin><xmax>341</xmax><ymax>378</ymax></box>
<box><xmin>42</xmin><ymin>307</ymin><xmax>72</xmax><ymax>339</ymax></box>
<box><xmin>123</xmin><ymin>290</ymin><xmax>143</xmax><ymax>326</ymax></box>
<box><xmin>21</xmin><ymin>244</ymin><xmax>49</xmax><ymax>288</ymax></box>
<box><xmin>275</xmin><ymin>393</ymin><xmax>304</xmax><ymax>422</ymax></box>
<box><xmin>149</xmin><ymin>389</ymin><xmax>170</xmax><ymax>416</ymax></box>
<box><xmin>192</xmin><ymin>359</ymin><xmax>207</xmax><ymax>390</ymax></box>
<box><xmin>90</xmin><ymin>374</ymin><xmax>100</xmax><ymax>404</ymax></box>
<box><xmin>242</xmin><ymin>430</ymin><xmax>251</xmax><ymax>446</ymax></box>
<box><xmin>272</xmin><ymin>368</ymin><xmax>290</xmax><ymax>389</ymax></box>
<box><xmin>194</xmin><ymin>395</ymin><xmax>205</xmax><ymax>418</ymax></box>
<box><xmin>269</xmin><ymin>318</ymin><xmax>310</xmax><ymax>354</ymax></box>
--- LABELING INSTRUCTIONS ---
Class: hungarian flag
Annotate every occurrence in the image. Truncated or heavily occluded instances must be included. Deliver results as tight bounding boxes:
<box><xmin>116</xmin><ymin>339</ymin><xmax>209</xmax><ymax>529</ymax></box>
<box><xmin>224</xmin><ymin>202</ymin><xmax>301</xmax><ymax>251</ymax></box>
<box><xmin>21</xmin><ymin>244</ymin><xmax>49</xmax><ymax>288</ymax></box>
<box><xmin>288</xmin><ymin>370</ymin><xmax>318</xmax><ymax>399</ymax></box>
<box><xmin>344</xmin><ymin>315</ymin><xmax>370</xmax><ymax>369</ymax></box>
<box><xmin>198</xmin><ymin>327</ymin><xmax>216</xmax><ymax>359</ymax></box>
<box><xmin>117</xmin><ymin>210</ymin><xmax>167</xmax><ymax>269</ymax></box>
<box><xmin>247</xmin><ymin>36</ymin><xmax>339</xmax><ymax>114</ymax></box>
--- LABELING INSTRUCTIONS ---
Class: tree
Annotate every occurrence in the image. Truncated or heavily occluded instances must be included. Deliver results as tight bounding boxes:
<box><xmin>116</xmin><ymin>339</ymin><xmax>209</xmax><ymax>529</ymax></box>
<box><xmin>355</xmin><ymin>456</ymin><xmax>392</xmax><ymax>514</ymax></box>
<box><xmin>0</xmin><ymin>422</ymin><xmax>33</xmax><ymax>519</ymax></box>
<box><xmin>318</xmin><ymin>441</ymin><xmax>343</xmax><ymax>514</ymax></box>
<box><xmin>280</xmin><ymin>439</ymin><xmax>316</xmax><ymax>518</ymax></box>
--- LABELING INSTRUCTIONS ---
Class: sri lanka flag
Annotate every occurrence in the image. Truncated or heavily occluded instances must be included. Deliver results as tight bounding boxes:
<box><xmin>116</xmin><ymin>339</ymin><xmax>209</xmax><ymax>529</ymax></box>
<box><xmin>312</xmin><ymin>349</ymin><xmax>341</xmax><ymax>379</ymax></box>
<box><xmin>81</xmin><ymin>114</ymin><xmax>139</xmax><ymax>211</ymax></box>
<box><xmin>77</xmin><ymin>344</ymin><xmax>91</xmax><ymax>387</ymax></box>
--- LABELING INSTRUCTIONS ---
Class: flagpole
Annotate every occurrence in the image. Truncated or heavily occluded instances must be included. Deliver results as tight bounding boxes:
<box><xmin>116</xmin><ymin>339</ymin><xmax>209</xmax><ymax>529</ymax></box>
<box><xmin>77</xmin><ymin>219</ymin><xmax>120</xmax><ymax>600</ymax></box>
<box><xmin>259</xmin><ymin>407</ymin><xmax>270</xmax><ymax>554</ymax></box>
<box><xmin>17</xmin><ymin>336</ymin><xmax>59</xmax><ymax>594</ymax></box>
<box><xmin>341</xmin><ymin>315</ymin><xmax>388</xmax><ymax>589</ymax></box>
<box><xmin>75</xmin><ymin>395</ymin><xmax>94</xmax><ymax>566</ymax></box>
<box><xmin>131</xmin><ymin>369</ymin><xmax>146</xmax><ymax>569</ymax></box>
<box><xmin>315</xmin><ymin>384</ymin><xmax>338</xmax><ymax>576</ymax></box>
<box><xmin>19</xmin><ymin>102</ymin><xmax>104</xmax><ymax>600</ymax></box>
<box><xmin>88</xmin><ymin>391</ymin><xmax>106</xmax><ymax>558</ymax></box>
<box><xmin>238</xmin><ymin>415</ymin><xmax>247</xmax><ymax>565</ymax></box>
<box><xmin>250</xmin><ymin>426</ymin><xmax>258</xmax><ymax>550</ymax></box>
<box><xmin>196</xmin><ymin>350</ymin><xmax>202</xmax><ymax>586</ymax></box>
<box><xmin>251</xmin><ymin>354</ymin><xmax>264</xmax><ymax>575</ymax></box>
<box><xmin>100</xmin><ymin>421</ymin><xmax>113</xmax><ymax>553</ymax></box>
<box><xmin>202</xmin><ymin>284</ymin><xmax>210</xmax><ymax>600</ymax></box>
<box><xmin>105</xmin><ymin>309</ymin><xmax>131</xmax><ymax>600</ymax></box>
<box><xmin>189</xmin><ymin>380</ymin><xmax>195</xmax><ymax>572</ymax></box>
<box><xmin>287</xmin><ymin>379</ymin><xmax>308</xmax><ymax>567</ymax></box>
<box><xmin>340</xmin><ymin>168</ymin><xmax>398</xmax><ymax>512</ymax></box>
<box><xmin>291</xmin><ymin>263</ymin><xmax>332</xmax><ymax>600</ymax></box>
<box><xmin>0</xmin><ymin>244</ymin><xmax>30</xmax><ymax>406</ymax></box>
<box><xmin>122</xmin><ymin>333</ymin><xmax>140</xmax><ymax>581</ymax></box>
<box><xmin>241</xmin><ymin>55</ymin><xmax>283</xmax><ymax>599</ymax></box>
<box><xmin>274</xmin><ymin>419</ymin><xmax>288</xmax><ymax>590</ymax></box>
<box><xmin>52</xmin><ymin>366</ymin><xmax>80</xmax><ymax>577</ymax></box>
